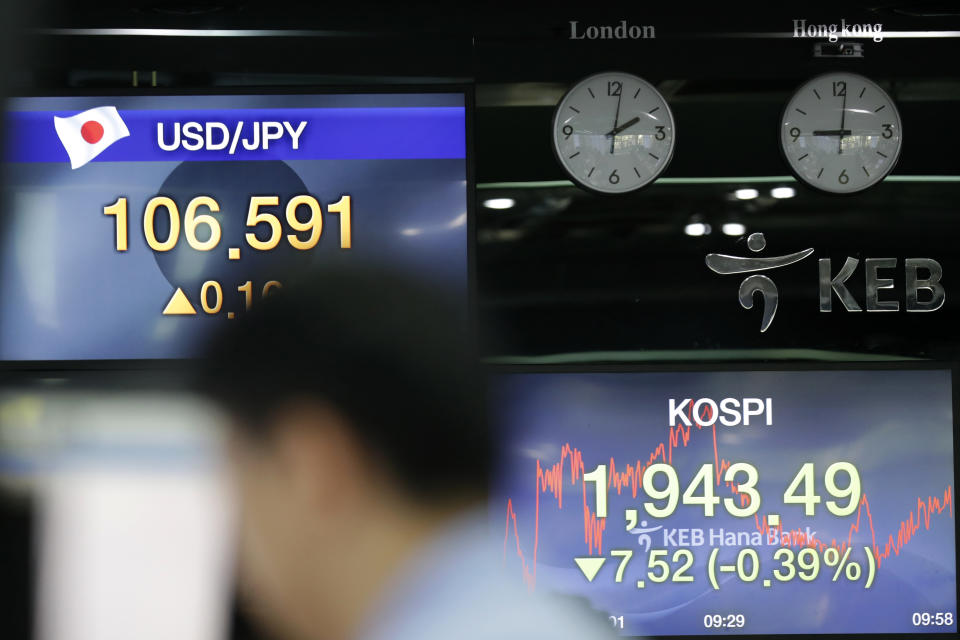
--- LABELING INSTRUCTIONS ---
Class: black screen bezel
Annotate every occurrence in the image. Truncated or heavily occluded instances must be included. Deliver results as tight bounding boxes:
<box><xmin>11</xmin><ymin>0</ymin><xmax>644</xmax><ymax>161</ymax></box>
<box><xmin>486</xmin><ymin>360</ymin><xmax>960</xmax><ymax>640</ymax></box>
<box><xmin>0</xmin><ymin>84</ymin><xmax>476</xmax><ymax>371</ymax></box>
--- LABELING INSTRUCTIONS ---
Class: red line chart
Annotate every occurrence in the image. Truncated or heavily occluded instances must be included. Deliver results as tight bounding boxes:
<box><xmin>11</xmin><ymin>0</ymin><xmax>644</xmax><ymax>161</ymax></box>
<box><xmin>503</xmin><ymin>406</ymin><xmax>954</xmax><ymax>589</ymax></box>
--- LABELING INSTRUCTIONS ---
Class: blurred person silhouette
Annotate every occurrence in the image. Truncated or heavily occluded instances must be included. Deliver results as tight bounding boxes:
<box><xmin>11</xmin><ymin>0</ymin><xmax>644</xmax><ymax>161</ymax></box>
<box><xmin>196</xmin><ymin>267</ymin><xmax>615</xmax><ymax>640</ymax></box>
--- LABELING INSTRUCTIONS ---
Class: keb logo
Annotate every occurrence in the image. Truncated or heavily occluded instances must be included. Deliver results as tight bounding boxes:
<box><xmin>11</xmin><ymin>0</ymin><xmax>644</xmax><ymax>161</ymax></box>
<box><xmin>706</xmin><ymin>233</ymin><xmax>945</xmax><ymax>332</ymax></box>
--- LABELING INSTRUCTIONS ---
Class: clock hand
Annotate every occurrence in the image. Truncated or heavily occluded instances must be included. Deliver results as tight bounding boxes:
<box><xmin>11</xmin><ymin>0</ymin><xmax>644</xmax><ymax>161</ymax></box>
<box><xmin>610</xmin><ymin>88</ymin><xmax>622</xmax><ymax>154</ymax></box>
<box><xmin>604</xmin><ymin>116</ymin><xmax>641</xmax><ymax>137</ymax></box>
<box><xmin>812</xmin><ymin>129</ymin><xmax>853</xmax><ymax>136</ymax></box>
<box><xmin>838</xmin><ymin>87</ymin><xmax>847</xmax><ymax>154</ymax></box>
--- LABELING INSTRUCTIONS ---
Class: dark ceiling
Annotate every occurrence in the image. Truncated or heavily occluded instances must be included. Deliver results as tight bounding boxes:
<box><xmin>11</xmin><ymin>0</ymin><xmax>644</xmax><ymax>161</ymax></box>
<box><xmin>9</xmin><ymin>2</ymin><xmax>960</xmax><ymax>84</ymax></box>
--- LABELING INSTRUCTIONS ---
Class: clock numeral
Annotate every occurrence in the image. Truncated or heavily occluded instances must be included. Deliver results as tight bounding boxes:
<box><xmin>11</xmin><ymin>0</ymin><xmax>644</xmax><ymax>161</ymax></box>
<box><xmin>881</xmin><ymin>124</ymin><xmax>893</xmax><ymax>139</ymax></box>
<box><xmin>562</xmin><ymin>124</ymin><xmax>573</xmax><ymax>139</ymax></box>
<box><xmin>655</xmin><ymin>126</ymin><xmax>666</xmax><ymax>141</ymax></box>
<box><xmin>838</xmin><ymin>169</ymin><xmax>849</xmax><ymax>185</ymax></box>
<box><xmin>609</xmin><ymin>170</ymin><xmax>620</xmax><ymax>185</ymax></box>
<box><xmin>789</xmin><ymin>127</ymin><xmax>801</xmax><ymax>142</ymax></box>
<box><xmin>607</xmin><ymin>81</ymin><xmax>622</xmax><ymax>97</ymax></box>
<box><xmin>832</xmin><ymin>81</ymin><xmax>847</xmax><ymax>97</ymax></box>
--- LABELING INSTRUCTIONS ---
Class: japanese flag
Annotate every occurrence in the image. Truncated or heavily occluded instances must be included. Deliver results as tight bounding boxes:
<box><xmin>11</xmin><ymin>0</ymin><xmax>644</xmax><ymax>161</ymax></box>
<box><xmin>53</xmin><ymin>106</ymin><xmax>130</xmax><ymax>169</ymax></box>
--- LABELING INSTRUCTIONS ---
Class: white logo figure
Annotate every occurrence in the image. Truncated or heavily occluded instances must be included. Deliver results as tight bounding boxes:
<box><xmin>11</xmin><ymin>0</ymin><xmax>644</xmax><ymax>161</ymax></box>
<box><xmin>53</xmin><ymin>106</ymin><xmax>130</xmax><ymax>169</ymax></box>
<box><xmin>705</xmin><ymin>232</ymin><xmax>814</xmax><ymax>332</ymax></box>
<box><xmin>628</xmin><ymin>520</ymin><xmax>663</xmax><ymax>553</ymax></box>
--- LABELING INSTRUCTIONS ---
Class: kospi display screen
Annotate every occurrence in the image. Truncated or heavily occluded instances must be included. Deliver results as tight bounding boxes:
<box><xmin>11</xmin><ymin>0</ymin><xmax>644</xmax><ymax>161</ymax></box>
<box><xmin>1</xmin><ymin>92</ymin><xmax>467</xmax><ymax>360</ymax></box>
<box><xmin>491</xmin><ymin>368</ymin><xmax>957</xmax><ymax>636</ymax></box>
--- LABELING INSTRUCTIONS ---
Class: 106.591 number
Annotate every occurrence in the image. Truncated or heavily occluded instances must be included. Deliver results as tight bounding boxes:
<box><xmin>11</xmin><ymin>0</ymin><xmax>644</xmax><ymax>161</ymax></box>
<box><xmin>103</xmin><ymin>194</ymin><xmax>352</xmax><ymax>253</ymax></box>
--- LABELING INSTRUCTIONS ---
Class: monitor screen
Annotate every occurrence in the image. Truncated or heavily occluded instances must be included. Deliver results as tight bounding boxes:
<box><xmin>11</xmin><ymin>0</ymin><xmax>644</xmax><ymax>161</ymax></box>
<box><xmin>0</xmin><ymin>388</ymin><xmax>234</xmax><ymax>640</ymax></box>
<box><xmin>491</xmin><ymin>367</ymin><xmax>957</xmax><ymax>636</ymax></box>
<box><xmin>1</xmin><ymin>92</ymin><xmax>467</xmax><ymax>360</ymax></box>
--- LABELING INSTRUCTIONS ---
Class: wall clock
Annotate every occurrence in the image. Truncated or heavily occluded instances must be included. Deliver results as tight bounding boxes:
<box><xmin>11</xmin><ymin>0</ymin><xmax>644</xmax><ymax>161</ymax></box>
<box><xmin>781</xmin><ymin>72</ymin><xmax>902</xmax><ymax>194</ymax></box>
<box><xmin>552</xmin><ymin>71</ymin><xmax>676</xmax><ymax>194</ymax></box>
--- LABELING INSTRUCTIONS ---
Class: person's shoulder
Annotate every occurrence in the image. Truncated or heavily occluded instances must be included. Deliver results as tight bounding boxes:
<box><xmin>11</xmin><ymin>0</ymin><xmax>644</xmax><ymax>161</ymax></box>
<box><xmin>476</xmin><ymin>587</ymin><xmax>619</xmax><ymax>640</ymax></box>
<box><xmin>360</xmin><ymin>509</ymin><xmax>618</xmax><ymax>640</ymax></box>
<box><xmin>372</xmin><ymin>570</ymin><xmax>617</xmax><ymax>640</ymax></box>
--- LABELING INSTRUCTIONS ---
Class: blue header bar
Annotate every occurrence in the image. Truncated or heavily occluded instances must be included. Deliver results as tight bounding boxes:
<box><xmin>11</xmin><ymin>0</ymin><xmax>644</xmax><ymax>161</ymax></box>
<box><xmin>5</xmin><ymin>106</ymin><xmax>466</xmax><ymax>163</ymax></box>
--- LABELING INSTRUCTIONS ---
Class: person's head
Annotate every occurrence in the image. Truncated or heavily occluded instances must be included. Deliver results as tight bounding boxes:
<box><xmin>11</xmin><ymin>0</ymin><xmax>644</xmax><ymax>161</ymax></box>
<box><xmin>196</xmin><ymin>267</ymin><xmax>487</xmax><ymax>640</ymax></box>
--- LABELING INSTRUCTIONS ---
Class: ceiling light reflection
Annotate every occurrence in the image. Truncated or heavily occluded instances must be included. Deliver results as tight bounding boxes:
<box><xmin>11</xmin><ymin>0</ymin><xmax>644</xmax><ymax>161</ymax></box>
<box><xmin>722</xmin><ymin>222</ymin><xmax>746</xmax><ymax>236</ymax></box>
<box><xmin>771</xmin><ymin>186</ymin><xmax>796</xmax><ymax>199</ymax></box>
<box><xmin>684</xmin><ymin>222</ymin><xmax>711</xmax><ymax>237</ymax></box>
<box><xmin>483</xmin><ymin>197</ymin><xmax>516</xmax><ymax>210</ymax></box>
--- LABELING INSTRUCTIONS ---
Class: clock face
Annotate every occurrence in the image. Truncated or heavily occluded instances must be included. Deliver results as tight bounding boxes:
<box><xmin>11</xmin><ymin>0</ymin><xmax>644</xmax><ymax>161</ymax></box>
<box><xmin>781</xmin><ymin>72</ymin><xmax>902</xmax><ymax>194</ymax></box>
<box><xmin>553</xmin><ymin>72</ymin><xmax>676</xmax><ymax>194</ymax></box>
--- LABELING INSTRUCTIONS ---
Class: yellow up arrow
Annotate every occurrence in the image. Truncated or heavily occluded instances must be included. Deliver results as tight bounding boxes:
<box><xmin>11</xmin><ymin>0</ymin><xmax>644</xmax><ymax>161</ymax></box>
<box><xmin>162</xmin><ymin>288</ymin><xmax>197</xmax><ymax>315</ymax></box>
